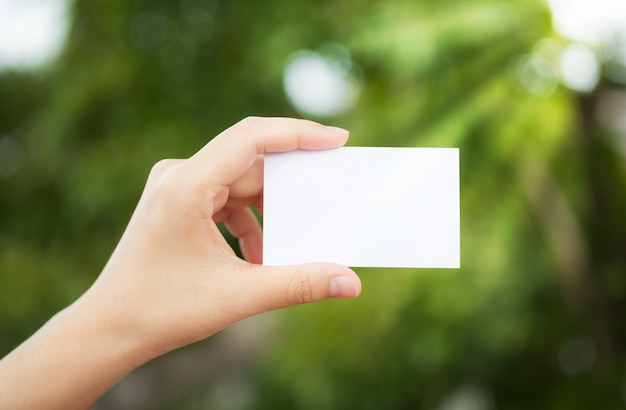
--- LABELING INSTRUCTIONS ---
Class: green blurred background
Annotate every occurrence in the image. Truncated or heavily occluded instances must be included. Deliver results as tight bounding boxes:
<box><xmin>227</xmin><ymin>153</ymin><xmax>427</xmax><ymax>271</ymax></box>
<box><xmin>1</xmin><ymin>0</ymin><xmax>626</xmax><ymax>408</ymax></box>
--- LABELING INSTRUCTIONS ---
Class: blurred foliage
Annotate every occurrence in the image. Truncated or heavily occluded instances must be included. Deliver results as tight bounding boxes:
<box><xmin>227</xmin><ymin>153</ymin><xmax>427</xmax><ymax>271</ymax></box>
<box><xmin>1</xmin><ymin>0</ymin><xmax>626</xmax><ymax>409</ymax></box>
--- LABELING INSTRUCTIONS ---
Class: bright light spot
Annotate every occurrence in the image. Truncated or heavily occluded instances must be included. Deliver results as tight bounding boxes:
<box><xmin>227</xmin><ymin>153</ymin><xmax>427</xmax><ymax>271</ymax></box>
<box><xmin>0</xmin><ymin>0</ymin><xmax>69</xmax><ymax>69</ymax></box>
<box><xmin>548</xmin><ymin>0</ymin><xmax>626</xmax><ymax>70</ymax></box>
<box><xmin>516</xmin><ymin>55</ymin><xmax>559</xmax><ymax>96</ymax></box>
<box><xmin>559</xmin><ymin>43</ymin><xmax>600</xmax><ymax>93</ymax></box>
<box><xmin>558</xmin><ymin>335</ymin><xmax>596</xmax><ymax>375</ymax></box>
<box><xmin>283</xmin><ymin>48</ymin><xmax>359</xmax><ymax>118</ymax></box>
<box><xmin>437</xmin><ymin>383</ymin><xmax>493</xmax><ymax>410</ymax></box>
<box><xmin>547</xmin><ymin>0</ymin><xmax>626</xmax><ymax>44</ymax></box>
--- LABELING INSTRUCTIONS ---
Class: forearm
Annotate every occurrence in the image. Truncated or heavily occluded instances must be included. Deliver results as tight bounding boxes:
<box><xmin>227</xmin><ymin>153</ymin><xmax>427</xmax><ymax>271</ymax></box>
<box><xmin>0</xmin><ymin>296</ymin><xmax>150</xmax><ymax>410</ymax></box>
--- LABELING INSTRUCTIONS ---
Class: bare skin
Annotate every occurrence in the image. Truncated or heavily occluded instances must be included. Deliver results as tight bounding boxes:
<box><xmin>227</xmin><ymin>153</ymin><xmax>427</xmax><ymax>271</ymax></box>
<box><xmin>0</xmin><ymin>117</ymin><xmax>362</xmax><ymax>410</ymax></box>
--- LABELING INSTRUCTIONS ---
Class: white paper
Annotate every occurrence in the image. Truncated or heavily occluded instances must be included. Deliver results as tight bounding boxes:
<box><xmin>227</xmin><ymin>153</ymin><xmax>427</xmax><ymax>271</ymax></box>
<box><xmin>263</xmin><ymin>147</ymin><xmax>460</xmax><ymax>268</ymax></box>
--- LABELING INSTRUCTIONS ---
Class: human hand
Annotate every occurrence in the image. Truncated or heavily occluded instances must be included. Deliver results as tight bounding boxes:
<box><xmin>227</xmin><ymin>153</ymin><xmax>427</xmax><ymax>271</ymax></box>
<box><xmin>0</xmin><ymin>117</ymin><xmax>362</xmax><ymax>410</ymax></box>
<box><xmin>81</xmin><ymin>116</ymin><xmax>362</xmax><ymax>358</ymax></box>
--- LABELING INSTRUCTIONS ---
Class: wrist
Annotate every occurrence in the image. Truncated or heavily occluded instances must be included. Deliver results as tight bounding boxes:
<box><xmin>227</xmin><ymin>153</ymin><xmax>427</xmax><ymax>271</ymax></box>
<box><xmin>68</xmin><ymin>288</ymin><xmax>157</xmax><ymax>374</ymax></box>
<box><xmin>0</xmin><ymin>291</ymin><xmax>156</xmax><ymax>410</ymax></box>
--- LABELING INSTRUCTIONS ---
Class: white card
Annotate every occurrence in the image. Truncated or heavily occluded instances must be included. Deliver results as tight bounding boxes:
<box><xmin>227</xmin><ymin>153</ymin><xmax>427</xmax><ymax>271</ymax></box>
<box><xmin>263</xmin><ymin>147</ymin><xmax>460</xmax><ymax>268</ymax></box>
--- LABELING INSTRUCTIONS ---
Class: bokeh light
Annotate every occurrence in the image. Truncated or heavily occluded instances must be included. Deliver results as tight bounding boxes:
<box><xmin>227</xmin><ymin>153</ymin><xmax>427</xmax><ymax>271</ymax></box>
<box><xmin>548</xmin><ymin>0</ymin><xmax>626</xmax><ymax>46</ymax></box>
<box><xmin>437</xmin><ymin>384</ymin><xmax>493</xmax><ymax>410</ymax></box>
<box><xmin>559</xmin><ymin>43</ymin><xmax>600</xmax><ymax>93</ymax></box>
<box><xmin>515</xmin><ymin>54</ymin><xmax>559</xmax><ymax>96</ymax></box>
<box><xmin>548</xmin><ymin>0</ymin><xmax>626</xmax><ymax>93</ymax></box>
<box><xmin>283</xmin><ymin>45</ymin><xmax>360</xmax><ymax>118</ymax></box>
<box><xmin>0</xmin><ymin>0</ymin><xmax>69</xmax><ymax>69</ymax></box>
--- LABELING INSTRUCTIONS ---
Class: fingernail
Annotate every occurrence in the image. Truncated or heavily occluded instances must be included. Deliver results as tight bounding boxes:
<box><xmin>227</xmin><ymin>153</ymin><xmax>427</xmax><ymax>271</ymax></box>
<box><xmin>329</xmin><ymin>275</ymin><xmax>357</xmax><ymax>298</ymax></box>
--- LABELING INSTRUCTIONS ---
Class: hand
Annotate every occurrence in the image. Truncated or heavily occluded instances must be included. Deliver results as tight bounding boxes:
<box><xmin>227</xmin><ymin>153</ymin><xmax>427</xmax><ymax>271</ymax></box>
<box><xmin>0</xmin><ymin>117</ymin><xmax>361</xmax><ymax>410</ymax></box>
<box><xmin>83</xmin><ymin>116</ymin><xmax>362</xmax><ymax>356</ymax></box>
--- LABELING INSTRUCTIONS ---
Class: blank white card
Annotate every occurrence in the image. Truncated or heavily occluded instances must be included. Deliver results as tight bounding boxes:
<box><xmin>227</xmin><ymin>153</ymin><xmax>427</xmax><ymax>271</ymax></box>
<box><xmin>263</xmin><ymin>147</ymin><xmax>460</xmax><ymax>268</ymax></box>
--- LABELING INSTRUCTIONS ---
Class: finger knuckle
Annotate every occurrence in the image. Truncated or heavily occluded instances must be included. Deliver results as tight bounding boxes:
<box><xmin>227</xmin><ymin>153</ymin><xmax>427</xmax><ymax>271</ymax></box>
<box><xmin>146</xmin><ymin>161</ymin><xmax>186</xmax><ymax>208</ymax></box>
<box><xmin>238</xmin><ymin>116</ymin><xmax>263</xmax><ymax>129</ymax></box>
<box><xmin>287</xmin><ymin>275</ymin><xmax>314</xmax><ymax>305</ymax></box>
<box><xmin>235</xmin><ymin>116</ymin><xmax>269</xmax><ymax>138</ymax></box>
<box><xmin>148</xmin><ymin>159</ymin><xmax>177</xmax><ymax>182</ymax></box>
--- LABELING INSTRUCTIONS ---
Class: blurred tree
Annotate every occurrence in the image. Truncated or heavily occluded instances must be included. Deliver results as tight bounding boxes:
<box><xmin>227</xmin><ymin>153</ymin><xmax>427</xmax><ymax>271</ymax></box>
<box><xmin>0</xmin><ymin>0</ymin><xmax>625</xmax><ymax>409</ymax></box>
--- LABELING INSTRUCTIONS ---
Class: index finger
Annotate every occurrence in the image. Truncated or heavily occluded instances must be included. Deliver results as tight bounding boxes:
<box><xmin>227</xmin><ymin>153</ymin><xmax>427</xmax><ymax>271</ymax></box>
<box><xmin>187</xmin><ymin>117</ymin><xmax>349</xmax><ymax>187</ymax></box>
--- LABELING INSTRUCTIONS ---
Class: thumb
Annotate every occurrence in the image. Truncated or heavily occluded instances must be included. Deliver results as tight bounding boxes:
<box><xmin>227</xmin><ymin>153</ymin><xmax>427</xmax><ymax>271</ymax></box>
<box><xmin>242</xmin><ymin>263</ymin><xmax>362</xmax><ymax>313</ymax></box>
